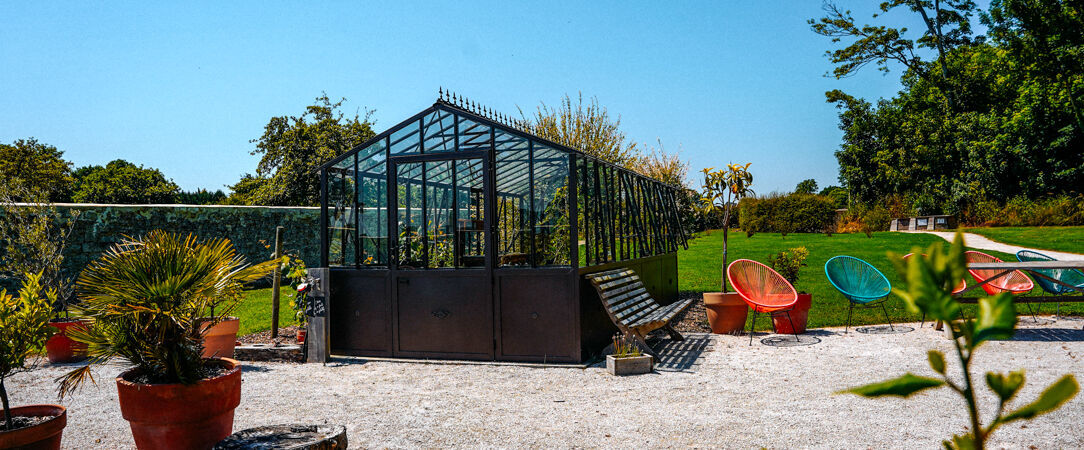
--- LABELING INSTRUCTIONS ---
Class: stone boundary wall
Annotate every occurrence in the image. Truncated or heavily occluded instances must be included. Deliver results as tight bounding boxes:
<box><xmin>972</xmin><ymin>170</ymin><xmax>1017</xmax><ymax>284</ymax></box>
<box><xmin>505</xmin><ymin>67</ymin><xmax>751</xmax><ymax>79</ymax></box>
<box><xmin>7</xmin><ymin>203</ymin><xmax>321</xmax><ymax>284</ymax></box>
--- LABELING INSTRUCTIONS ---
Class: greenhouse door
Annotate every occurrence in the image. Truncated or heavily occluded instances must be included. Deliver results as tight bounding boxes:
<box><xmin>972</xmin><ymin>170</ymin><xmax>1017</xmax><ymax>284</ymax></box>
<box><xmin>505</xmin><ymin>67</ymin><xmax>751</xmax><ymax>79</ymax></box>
<box><xmin>389</xmin><ymin>153</ymin><xmax>495</xmax><ymax>360</ymax></box>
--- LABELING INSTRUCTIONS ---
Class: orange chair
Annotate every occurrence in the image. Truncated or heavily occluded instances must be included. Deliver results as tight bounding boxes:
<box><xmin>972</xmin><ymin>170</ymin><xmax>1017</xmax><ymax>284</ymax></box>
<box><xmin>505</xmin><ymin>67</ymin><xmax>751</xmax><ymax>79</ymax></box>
<box><xmin>727</xmin><ymin>259</ymin><xmax>799</xmax><ymax>345</ymax></box>
<box><xmin>964</xmin><ymin>251</ymin><xmax>1034</xmax><ymax>295</ymax></box>
<box><xmin>966</xmin><ymin>250</ymin><xmax>1037</xmax><ymax>320</ymax></box>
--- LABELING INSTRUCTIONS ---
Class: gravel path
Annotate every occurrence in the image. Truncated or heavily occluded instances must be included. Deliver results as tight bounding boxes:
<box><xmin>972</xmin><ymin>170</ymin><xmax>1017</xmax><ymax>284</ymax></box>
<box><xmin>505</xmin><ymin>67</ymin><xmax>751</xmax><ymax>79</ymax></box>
<box><xmin>912</xmin><ymin>230</ymin><xmax>1084</xmax><ymax>260</ymax></box>
<box><xmin>8</xmin><ymin>320</ymin><xmax>1084</xmax><ymax>449</ymax></box>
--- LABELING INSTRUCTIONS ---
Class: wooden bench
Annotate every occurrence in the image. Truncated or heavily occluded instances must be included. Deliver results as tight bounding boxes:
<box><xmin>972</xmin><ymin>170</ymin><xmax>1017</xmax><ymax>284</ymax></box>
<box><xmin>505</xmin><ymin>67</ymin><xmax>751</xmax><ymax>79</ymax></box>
<box><xmin>586</xmin><ymin>268</ymin><xmax>695</xmax><ymax>357</ymax></box>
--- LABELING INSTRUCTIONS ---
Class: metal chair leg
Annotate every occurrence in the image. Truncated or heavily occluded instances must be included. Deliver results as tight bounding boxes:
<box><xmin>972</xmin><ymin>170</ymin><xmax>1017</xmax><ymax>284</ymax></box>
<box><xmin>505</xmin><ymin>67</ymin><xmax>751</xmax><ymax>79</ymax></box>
<box><xmin>748</xmin><ymin>309</ymin><xmax>758</xmax><ymax>346</ymax></box>
<box><xmin>880</xmin><ymin>302</ymin><xmax>894</xmax><ymax>331</ymax></box>
<box><xmin>785</xmin><ymin>311</ymin><xmax>798</xmax><ymax>341</ymax></box>
<box><xmin>919</xmin><ymin>312</ymin><xmax>926</xmax><ymax>328</ymax></box>
<box><xmin>845</xmin><ymin>303</ymin><xmax>854</xmax><ymax>334</ymax></box>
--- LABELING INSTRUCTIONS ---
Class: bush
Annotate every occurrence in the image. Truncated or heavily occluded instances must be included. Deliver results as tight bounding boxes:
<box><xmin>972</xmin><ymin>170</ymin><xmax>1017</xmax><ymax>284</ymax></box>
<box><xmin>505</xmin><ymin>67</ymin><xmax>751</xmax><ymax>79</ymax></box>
<box><xmin>956</xmin><ymin>195</ymin><xmax>1084</xmax><ymax>227</ymax></box>
<box><xmin>739</xmin><ymin>193</ymin><xmax>836</xmax><ymax>234</ymax></box>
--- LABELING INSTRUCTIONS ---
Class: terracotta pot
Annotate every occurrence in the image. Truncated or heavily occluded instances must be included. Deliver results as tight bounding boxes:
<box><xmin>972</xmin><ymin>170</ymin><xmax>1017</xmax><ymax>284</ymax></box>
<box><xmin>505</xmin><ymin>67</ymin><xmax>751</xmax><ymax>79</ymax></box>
<box><xmin>703</xmin><ymin>292</ymin><xmax>748</xmax><ymax>335</ymax></box>
<box><xmin>116</xmin><ymin>358</ymin><xmax>241</xmax><ymax>450</ymax></box>
<box><xmin>0</xmin><ymin>404</ymin><xmax>66</xmax><ymax>450</ymax></box>
<box><xmin>200</xmin><ymin>317</ymin><xmax>240</xmax><ymax>359</ymax></box>
<box><xmin>45</xmin><ymin>319</ymin><xmax>91</xmax><ymax>364</ymax></box>
<box><xmin>296</xmin><ymin>329</ymin><xmax>307</xmax><ymax>344</ymax></box>
<box><xmin>774</xmin><ymin>293</ymin><xmax>812</xmax><ymax>334</ymax></box>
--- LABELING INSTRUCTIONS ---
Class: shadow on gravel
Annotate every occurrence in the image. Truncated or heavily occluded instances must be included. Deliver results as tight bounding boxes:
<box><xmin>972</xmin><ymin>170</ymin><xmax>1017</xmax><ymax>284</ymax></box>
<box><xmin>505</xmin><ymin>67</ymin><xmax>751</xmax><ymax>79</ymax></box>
<box><xmin>654</xmin><ymin>333</ymin><xmax>712</xmax><ymax>373</ymax></box>
<box><xmin>1009</xmin><ymin>328</ymin><xmax>1084</xmax><ymax>342</ymax></box>
<box><xmin>241</xmin><ymin>364</ymin><xmax>273</xmax><ymax>373</ymax></box>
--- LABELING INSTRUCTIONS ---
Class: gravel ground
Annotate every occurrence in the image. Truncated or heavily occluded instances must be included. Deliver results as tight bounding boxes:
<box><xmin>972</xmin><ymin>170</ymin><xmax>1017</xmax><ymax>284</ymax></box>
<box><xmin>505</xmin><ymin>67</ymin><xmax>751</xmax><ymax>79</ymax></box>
<box><xmin>8</xmin><ymin>320</ymin><xmax>1084</xmax><ymax>449</ymax></box>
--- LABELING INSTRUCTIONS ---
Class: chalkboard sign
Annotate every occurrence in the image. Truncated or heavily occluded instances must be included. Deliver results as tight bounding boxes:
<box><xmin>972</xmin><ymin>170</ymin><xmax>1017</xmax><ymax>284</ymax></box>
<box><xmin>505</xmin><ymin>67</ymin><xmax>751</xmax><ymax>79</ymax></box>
<box><xmin>305</xmin><ymin>295</ymin><xmax>327</xmax><ymax>318</ymax></box>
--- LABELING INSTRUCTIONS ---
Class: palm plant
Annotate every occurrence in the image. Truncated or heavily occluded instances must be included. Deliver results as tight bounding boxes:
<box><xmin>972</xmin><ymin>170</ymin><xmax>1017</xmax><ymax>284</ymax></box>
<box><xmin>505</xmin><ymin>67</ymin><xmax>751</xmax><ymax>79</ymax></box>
<box><xmin>699</xmin><ymin>163</ymin><xmax>753</xmax><ymax>292</ymax></box>
<box><xmin>0</xmin><ymin>273</ymin><xmax>56</xmax><ymax>431</ymax></box>
<box><xmin>58</xmin><ymin>231</ymin><xmax>275</xmax><ymax>397</ymax></box>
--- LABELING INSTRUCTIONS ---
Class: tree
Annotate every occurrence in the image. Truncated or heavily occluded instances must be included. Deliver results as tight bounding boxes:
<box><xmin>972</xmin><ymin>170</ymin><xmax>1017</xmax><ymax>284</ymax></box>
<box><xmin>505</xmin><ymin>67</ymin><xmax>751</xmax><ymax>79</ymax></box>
<box><xmin>815</xmin><ymin>1</ymin><xmax>1083</xmax><ymax>213</ymax></box>
<box><xmin>699</xmin><ymin>163</ymin><xmax>754</xmax><ymax>292</ymax></box>
<box><xmin>795</xmin><ymin>178</ymin><xmax>819</xmax><ymax>195</ymax></box>
<box><xmin>177</xmin><ymin>189</ymin><xmax>228</xmax><ymax>205</ymax></box>
<box><xmin>71</xmin><ymin>160</ymin><xmax>180</xmax><ymax>204</ymax></box>
<box><xmin>0</xmin><ymin>183</ymin><xmax>79</xmax><ymax>301</ymax></box>
<box><xmin>810</xmin><ymin>0</ymin><xmax>981</xmax><ymax>110</ymax></box>
<box><xmin>635</xmin><ymin>141</ymin><xmax>689</xmax><ymax>188</ymax></box>
<box><xmin>520</xmin><ymin>93</ymin><xmax>640</xmax><ymax>166</ymax></box>
<box><xmin>819</xmin><ymin>185</ymin><xmax>849</xmax><ymax>209</ymax></box>
<box><xmin>0</xmin><ymin>138</ymin><xmax>73</xmax><ymax>202</ymax></box>
<box><xmin>245</xmin><ymin>94</ymin><xmax>375</xmax><ymax>206</ymax></box>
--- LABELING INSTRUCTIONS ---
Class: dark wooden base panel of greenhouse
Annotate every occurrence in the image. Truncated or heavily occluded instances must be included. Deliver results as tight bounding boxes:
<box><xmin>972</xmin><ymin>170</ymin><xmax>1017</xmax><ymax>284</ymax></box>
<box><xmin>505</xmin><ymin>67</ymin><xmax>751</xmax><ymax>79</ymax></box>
<box><xmin>327</xmin><ymin>253</ymin><xmax>677</xmax><ymax>364</ymax></box>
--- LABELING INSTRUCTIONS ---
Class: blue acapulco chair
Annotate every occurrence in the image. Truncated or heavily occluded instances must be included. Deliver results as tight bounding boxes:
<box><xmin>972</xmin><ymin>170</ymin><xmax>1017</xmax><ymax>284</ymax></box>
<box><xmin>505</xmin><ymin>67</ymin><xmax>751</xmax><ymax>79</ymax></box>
<box><xmin>825</xmin><ymin>256</ymin><xmax>895</xmax><ymax>333</ymax></box>
<box><xmin>1016</xmin><ymin>250</ymin><xmax>1084</xmax><ymax>319</ymax></box>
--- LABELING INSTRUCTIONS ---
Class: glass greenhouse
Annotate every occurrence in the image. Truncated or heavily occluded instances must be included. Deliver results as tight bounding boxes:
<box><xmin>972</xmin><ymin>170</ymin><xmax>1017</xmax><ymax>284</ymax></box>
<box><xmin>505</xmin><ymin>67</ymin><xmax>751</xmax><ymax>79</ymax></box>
<box><xmin>319</xmin><ymin>94</ymin><xmax>687</xmax><ymax>362</ymax></box>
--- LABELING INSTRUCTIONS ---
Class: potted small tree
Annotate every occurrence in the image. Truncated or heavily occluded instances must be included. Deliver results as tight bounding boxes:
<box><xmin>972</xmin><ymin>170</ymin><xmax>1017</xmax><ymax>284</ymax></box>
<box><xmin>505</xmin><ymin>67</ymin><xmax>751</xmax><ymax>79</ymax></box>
<box><xmin>699</xmin><ymin>163</ymin><xmax>754</xmax><ymax>334</ymax></box>
<box><xmin>0</xmin><ymin>273</ymin><xmax>68</xmax><ymax>450</ymax></box>
<box><xmin>58</xmin><ymin>231</ymin><xmax>275</xmax><ymax>450</ymax></box>
<box><xmin>767</xmin><ymin>247</ymin><xmax>811</xmax><ymax>334</ymax></box>
<box><xmin>605</xmin><ymin>334</ymin><xmax>653</xmax><ymax>376</ymax></box>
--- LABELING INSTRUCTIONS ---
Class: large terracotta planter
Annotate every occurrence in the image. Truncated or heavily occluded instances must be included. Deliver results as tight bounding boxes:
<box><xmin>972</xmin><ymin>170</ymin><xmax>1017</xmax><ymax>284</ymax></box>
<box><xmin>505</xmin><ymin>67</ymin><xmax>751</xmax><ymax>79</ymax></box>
<box><xmin>0</xmin><ymin>404</ymin><xmax>67</xmax><ymax>450</ymax></box>
<box><xmin>116</xmin><ymin>358</ymin><xmax>241</xmax><ymax>450</ymax></box>
<box><xmin>200</xmin><ymin>317</ymin><xmax>240</xmax><ymax>359</ymax></box>
<box><xmin>703</xmin><ymin>292</ymin><xmax>748</xmax><ymax>335</ymax></box>
<box><xmin>45</xmin><ymin>319</ymin><xmax>91</xmax><ymax>363</ymax></box>
<box><xmin>774</xmin><ymin>293</ymin><xmax>812</xmax><ymax>334</ymax></box>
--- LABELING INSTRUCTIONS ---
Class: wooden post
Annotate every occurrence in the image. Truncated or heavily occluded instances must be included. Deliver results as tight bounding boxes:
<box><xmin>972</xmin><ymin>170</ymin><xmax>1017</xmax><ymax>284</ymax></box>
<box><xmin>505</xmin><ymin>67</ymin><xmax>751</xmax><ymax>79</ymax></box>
<box><xmin>270</xmin><ymin>226</ymin><xmax>284</xmax><ymax>339</ymax></box>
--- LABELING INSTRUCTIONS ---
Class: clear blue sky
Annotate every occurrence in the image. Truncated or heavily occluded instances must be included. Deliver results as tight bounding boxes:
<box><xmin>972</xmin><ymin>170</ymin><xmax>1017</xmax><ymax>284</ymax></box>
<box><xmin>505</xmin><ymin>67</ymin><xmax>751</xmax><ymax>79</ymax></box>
<box><xmin>0</xmin><ymin>1</ymin><xmax>979</xmax><ymax>194</ymax></box>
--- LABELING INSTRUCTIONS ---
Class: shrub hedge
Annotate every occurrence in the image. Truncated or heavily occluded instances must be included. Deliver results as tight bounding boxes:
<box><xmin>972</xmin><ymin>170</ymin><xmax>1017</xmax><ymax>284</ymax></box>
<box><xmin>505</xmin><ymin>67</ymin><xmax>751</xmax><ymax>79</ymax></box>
<box><xmin>739</xmin><ymin>193</ymin><xmax>836</xmax><ymax>233</ymax></box>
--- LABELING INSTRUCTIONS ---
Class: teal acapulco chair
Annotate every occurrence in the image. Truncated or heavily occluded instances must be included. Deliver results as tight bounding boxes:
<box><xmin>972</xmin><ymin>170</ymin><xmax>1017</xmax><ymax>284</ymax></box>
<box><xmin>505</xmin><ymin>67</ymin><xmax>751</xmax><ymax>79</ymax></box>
<box><xmin>1016</xmin><ymin>250</ymin><xmax>1084</xmax><ymax>319</ymax></box>
<box><xmin>824</xmin><ymin>256</ymin><xmax>894</xmax><ymax>333</ymax></box>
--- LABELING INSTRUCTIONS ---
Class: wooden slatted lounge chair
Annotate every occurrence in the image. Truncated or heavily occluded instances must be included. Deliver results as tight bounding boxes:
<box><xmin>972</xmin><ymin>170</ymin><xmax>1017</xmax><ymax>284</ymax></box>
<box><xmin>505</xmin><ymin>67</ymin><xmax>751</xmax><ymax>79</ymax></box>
<box><xmin>586</xmin><ymin>268</ymin><xmax>694</xmax><ymax>357</ymax></box>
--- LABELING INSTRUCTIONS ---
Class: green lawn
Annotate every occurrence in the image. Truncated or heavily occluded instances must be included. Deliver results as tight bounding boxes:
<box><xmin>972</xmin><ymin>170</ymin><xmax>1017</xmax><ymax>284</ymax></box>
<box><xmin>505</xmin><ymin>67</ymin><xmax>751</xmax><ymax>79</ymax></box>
<box><xmin>236</xmin><ymin>229</ymin><xmax>1083</xmax><ymax>335</ymax></box>
<box><xmin>963</xmin><ymin>226</ymin><xmax>1084</xmax><ymax>255</ymax></box>
<box><xmin>235</xmin><ymin>287</ymin><xmax>301</xmax><ymax>336</ymax></box>
<box><xmin>679</xmin><ymin>230</ymin><xmax>1084</xmax><ymax>330</ymax></box>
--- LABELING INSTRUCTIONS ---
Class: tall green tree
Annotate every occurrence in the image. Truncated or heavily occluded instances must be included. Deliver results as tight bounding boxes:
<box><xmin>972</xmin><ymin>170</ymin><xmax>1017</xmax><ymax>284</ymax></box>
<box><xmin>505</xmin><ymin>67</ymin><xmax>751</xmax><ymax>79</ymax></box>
<box><xmin>795</xmin><ymin>178</ymin><xmax>819</xmax><ymax>194</ymax></box>
<box><xmin>814</xmin><ymin>1</ymin><xmax>1084</xmax><ymax>213</ymax></box>
<box><xmin>0</xmin><ymin>138</ymin><xmax>73</xmax><ymax>202</ymax></box>
<box><xmin>71</xmin><ymin>160</ymin><xmax>180</xmax><ymax>204</ymax></box>
<box><xmin>242</xmin><ymin>94</ymin><xmax>375</xmax><ymax>206</ymax></box>
<box><xmin>810</xmin><ymin>0</ymin><xmax>980</xmax><ymax>110</ymax></box>
<box><xmin>520</xmin><ymin>93</ymin><xmax>640</xmax><ymax>166</ymax></box>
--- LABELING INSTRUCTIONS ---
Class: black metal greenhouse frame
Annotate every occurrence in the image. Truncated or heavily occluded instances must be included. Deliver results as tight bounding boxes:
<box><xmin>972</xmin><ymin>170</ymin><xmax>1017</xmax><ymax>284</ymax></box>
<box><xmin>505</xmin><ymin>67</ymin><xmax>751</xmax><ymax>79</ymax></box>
<box><xmin>318</xmin><ymin>92</ymin><xmax>687</xmax><ymax>363</ymax></box>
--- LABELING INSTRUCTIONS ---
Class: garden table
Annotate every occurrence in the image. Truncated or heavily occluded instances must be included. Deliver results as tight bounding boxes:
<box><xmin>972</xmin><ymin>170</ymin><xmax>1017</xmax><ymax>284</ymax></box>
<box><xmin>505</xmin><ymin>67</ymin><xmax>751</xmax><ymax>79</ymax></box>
<box><xmin>934</xmin><ymin>260</ymin><xmax>1084</xmax><ymax>331</ymax></box>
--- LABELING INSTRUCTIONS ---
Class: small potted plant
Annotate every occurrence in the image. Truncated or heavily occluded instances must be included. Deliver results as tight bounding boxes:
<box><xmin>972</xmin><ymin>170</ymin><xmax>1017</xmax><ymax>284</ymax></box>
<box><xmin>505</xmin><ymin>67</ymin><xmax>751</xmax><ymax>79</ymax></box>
<box><xmin>283</xmin><ymin>254</ymin><xmax>309</xmax><ymax>344</ymax></box>
<box><xmin>44</xmin><ymin>295</ymin><xmax>92</xmax><ymax>364</ymax></box>
<box><xmin>58</xmin><ymin>231</ymin><xmax>275</xmax><ymax>450</ymax></box>
<box><xmin>605</xmin><ymin>334</ymin><xmax>653</xmax><ymax>376</ymax></box>
<box><xmin>699</xmin><ymin>163</ymin><xmax>754</xmax><ymax>334</ymax></box>
<box><xmin>767</xmin><ymin>247</ymin><xmax>811</xmax><ymax>334</ymax></box>
<box><xmin>0</xmin><ymin>272</ymin><xmax>68</xmax><ymax>450</ymax></box>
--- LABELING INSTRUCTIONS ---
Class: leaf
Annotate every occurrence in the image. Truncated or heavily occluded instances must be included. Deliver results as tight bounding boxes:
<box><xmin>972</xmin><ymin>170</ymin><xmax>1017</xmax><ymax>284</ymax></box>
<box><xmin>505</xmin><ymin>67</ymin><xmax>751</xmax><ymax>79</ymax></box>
<box><xmin>985</xmin><ymin>370</ymin><xmax>1025</xmax><ymax>402</ymax></box>
<box><xmin>1000</xmin><ymin>374</ymin><xmax>1079</xmax><ymax>423</ymax></box>
<box><xmin>973</xmin><ymin>293</ymin><xmax>1016</xmax><ymax>345</ymax></box>
<box><xmin>946</xmin><ymin>433</ymin><xmax>977</xmax><ymax>450</ymax></box>
<box><xmin>840</xmin><ymin>373</ymin><xmax>945</xmax><ymax>398</ymax></box>
<box><xmin>928</xmin><ymin>350</ymin><xmax>946</xmax><ymax>374</ymax></box>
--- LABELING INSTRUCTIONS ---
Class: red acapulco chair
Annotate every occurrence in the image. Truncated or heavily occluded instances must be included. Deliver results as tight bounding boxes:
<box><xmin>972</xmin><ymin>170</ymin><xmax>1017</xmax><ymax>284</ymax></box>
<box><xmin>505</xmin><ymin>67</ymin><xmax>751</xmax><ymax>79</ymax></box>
<box><xmin>964</xmin><ymin>251</ymin><xmax>1034</xmax><ymax>295</ymax></box>
<box><xmin>727</xmin><ymin>259</ymin><xmax>799</xmax><ymax>345</ymax></box>
<box><xmin>965</xmin><ymin>250</ymin><xmax>1037</xmax><ymax>321</ymax></box>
